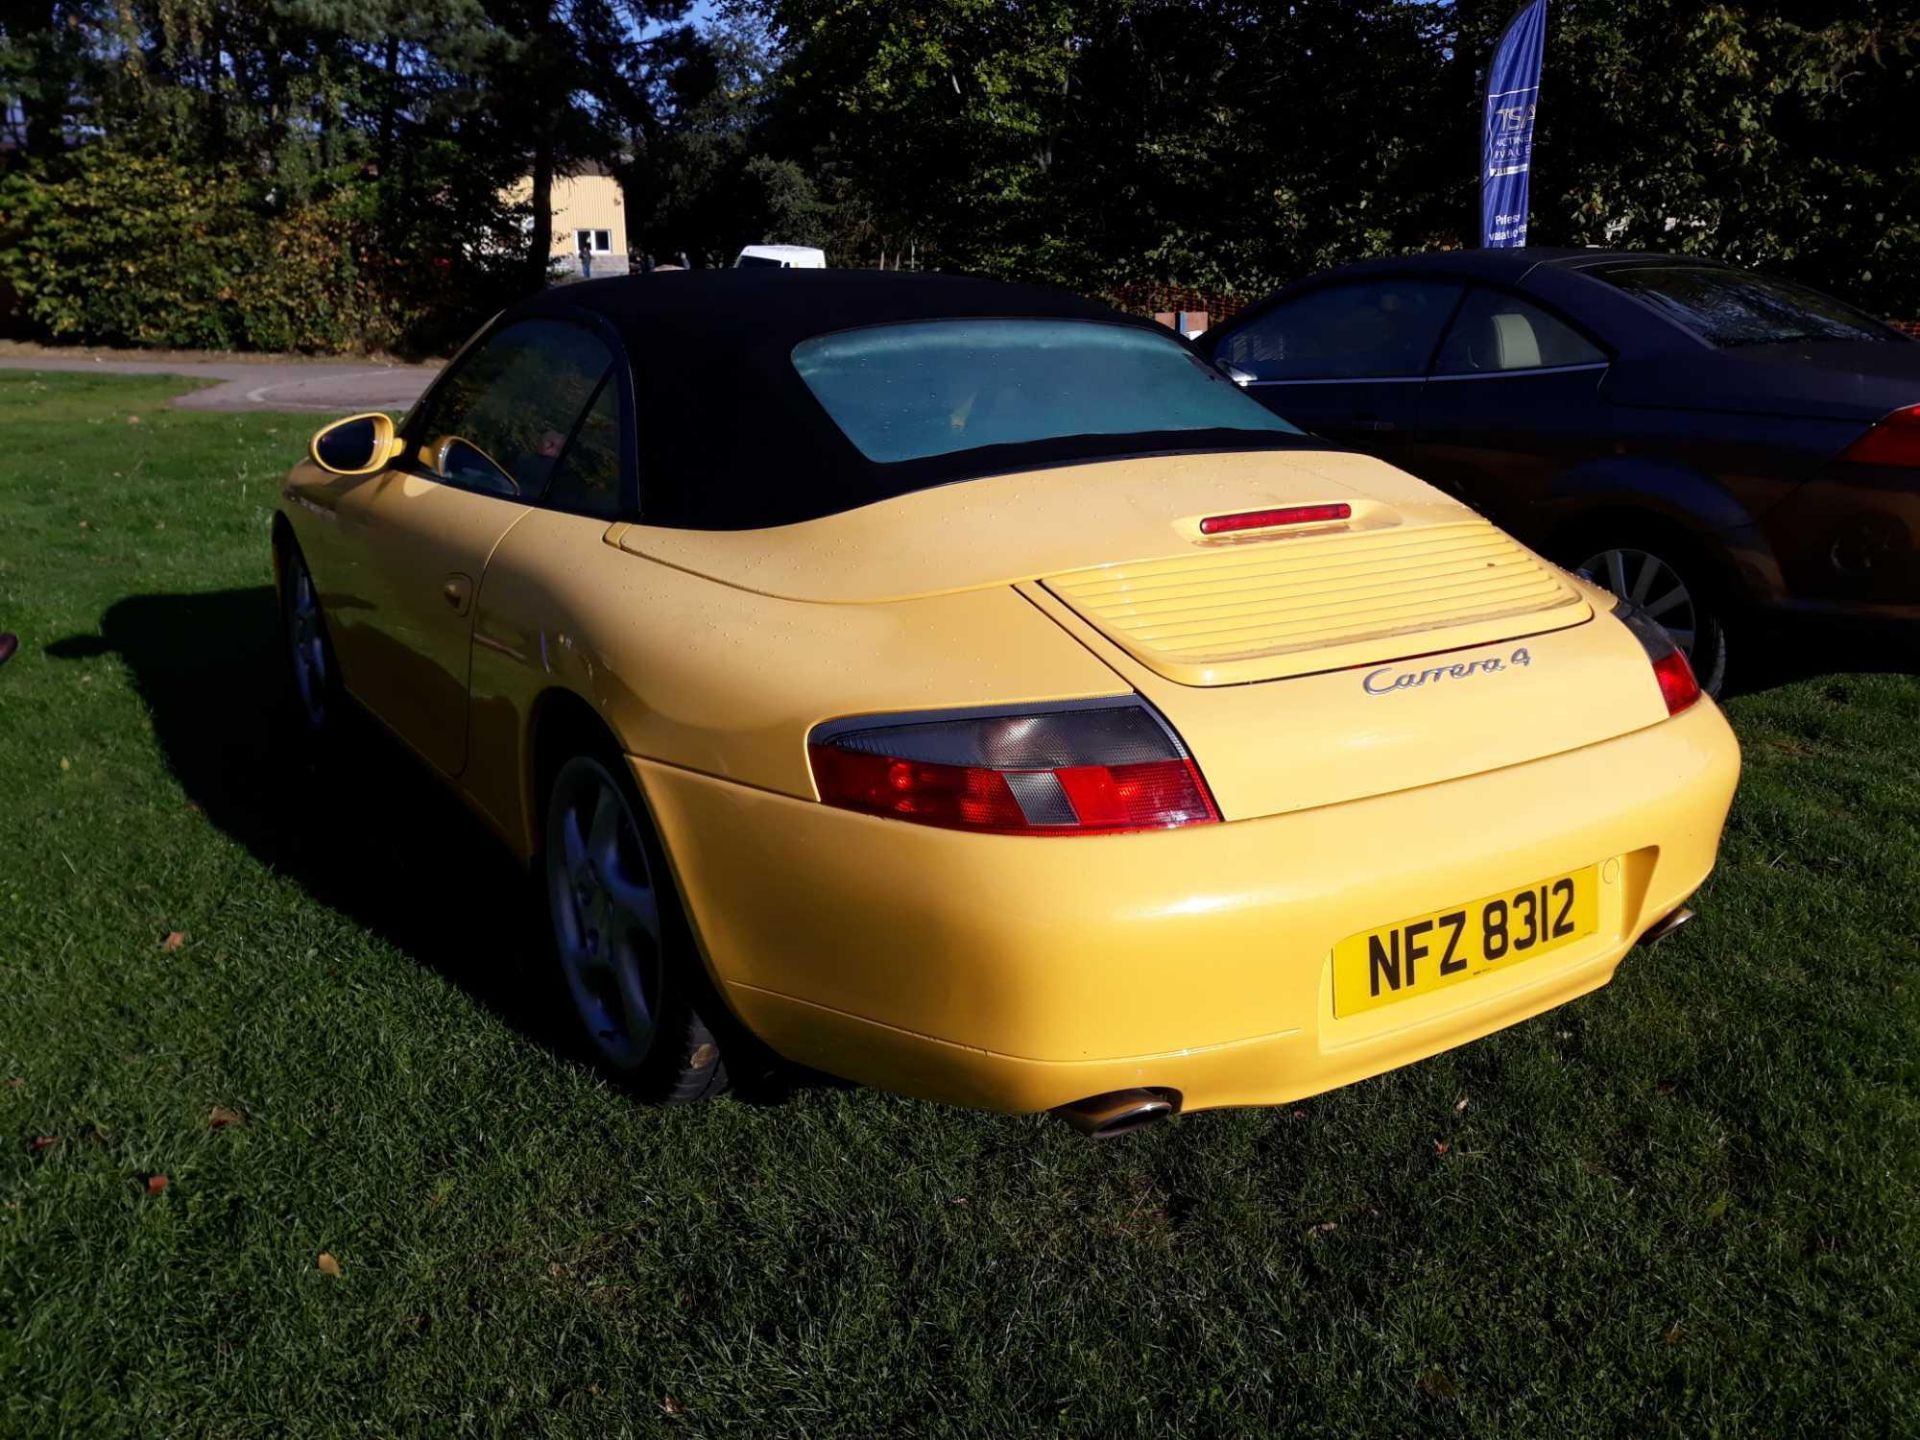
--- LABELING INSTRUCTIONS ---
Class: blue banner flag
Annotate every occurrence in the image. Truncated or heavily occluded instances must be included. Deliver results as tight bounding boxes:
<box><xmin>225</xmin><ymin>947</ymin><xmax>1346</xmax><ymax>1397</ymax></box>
<box><xmin>1481</xmin><ymin>0</ymin><xmax>1547</xmax><ymax>247</ymax></box>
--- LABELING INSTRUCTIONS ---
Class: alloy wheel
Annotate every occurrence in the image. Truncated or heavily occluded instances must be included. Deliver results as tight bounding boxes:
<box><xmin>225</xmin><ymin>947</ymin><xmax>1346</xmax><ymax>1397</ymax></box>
<box><xmin>286</xmin><ymin>558</ymin><xmax>330</xmax><ymax>729</ymax></box>
<box><xmin>1579</xmin><ymin>547</ymin><xmax>1699</xmax><ymax>660</ymax></box>
<box><xmin>545</xmin><ymin>758</ymin><xmax>664</xmax><ymax>1071</ymax></box>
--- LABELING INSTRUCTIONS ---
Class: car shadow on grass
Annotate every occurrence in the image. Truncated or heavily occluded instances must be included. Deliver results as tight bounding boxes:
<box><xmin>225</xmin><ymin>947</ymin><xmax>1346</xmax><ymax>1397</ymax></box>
<box><xmin>49</xmin><ymin>585</ymin><xmax>802</xmax><ymax>1102</ymax></box>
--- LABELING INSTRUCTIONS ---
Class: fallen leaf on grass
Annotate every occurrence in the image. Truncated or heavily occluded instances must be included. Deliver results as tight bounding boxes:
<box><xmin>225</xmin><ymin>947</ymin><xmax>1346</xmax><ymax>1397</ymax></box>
<box><xmin>58</xmin><ymin>758</ymin><xmax>70</xmax><ymax>771</ymax></box>
<box><xmin>1307</xmin><ymin>1220</ymin><xmax>1339</xmax><ymax>1238</ymax></box>
<box><xmin>1454</xmin><ymin>1096</ymin><xmax>1470</xmax><ymax>1113</ymax></box>
<box><xmin>1664</xmin><ymin>1322</ymin><xmax>1685</xmax><ymax>1346</ymax></box>
<box><xmin>1704</xmin><ymin>1194</ymin><xmax>1731</xmax><ymax>1222</ymax></box>
<box><xmin>4</xmin><ymin>1078</ymin><xmax>23</xmax><ymax>1089</ymax></box>
<box><xmin>1434</xmin><ymin>1140</ymin><xmax>1450</xmax><ymax>1156</ymax></box>
<box><xmin>661</xmin><ymin>1396</ymin><xmax>682</xmax><ymax>1416</ymax></box>
<box><xmin>1418</xmin><ymin>1369</ymin><xmax>1460</xmax><ymax>1401</ymax></box>
<box><xmin>145</xmin><ymin>1174</ymin><xmax>169</xmax><ymax>1196</ymax></box>
<box><xmin>316</xmin><ymin>1252</ymin><xmax>342</xmax><ymax>1278</ymax></box>
<box><xmin>208</xmin><ymin>1105</ymin><xmax>244</xmax><ymax>1130</ymax></box>
<box><xmin>127</xmin><ymin>415</ymin><xmax>141</xmax><ymax>424</ymax></box>
<box><xmin>28</xmin><ymin>1135</ymin><xmax>59</xmax><ymax>1154</ymax></box>
<box><xmin>160</xmin><ymin>931</ymin><xmax>186</xmax><ymax>952</ymax></box>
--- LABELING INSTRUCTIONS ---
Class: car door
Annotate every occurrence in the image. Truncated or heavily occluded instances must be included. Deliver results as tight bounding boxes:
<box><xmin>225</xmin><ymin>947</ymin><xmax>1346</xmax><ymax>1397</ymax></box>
<box><xmin>1209</xmin><ymin>278</ymin><xmax>1465</xmax><ymax>465</ymax></box>
<box><xmin>461</xmin><ymin>363</ymin><xmax>637</xmax><ymax>837</ymax></box>
<box><xmin>1403</xmin><ymin>287</ymin><xmax>1613</xmax><ymax>546</ymax></box>
<box><xmin>330</xmin><ymin>316</ymin><xmax>616</xmax><ymax>775</ymax></box>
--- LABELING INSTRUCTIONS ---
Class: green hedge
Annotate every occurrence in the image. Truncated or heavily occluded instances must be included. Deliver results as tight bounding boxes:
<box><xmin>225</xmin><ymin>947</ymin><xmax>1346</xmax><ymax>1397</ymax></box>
<box><xmin>0</xmin><ymin>150</ymin><xmax>405</xmax><ymax>354</ymax></box>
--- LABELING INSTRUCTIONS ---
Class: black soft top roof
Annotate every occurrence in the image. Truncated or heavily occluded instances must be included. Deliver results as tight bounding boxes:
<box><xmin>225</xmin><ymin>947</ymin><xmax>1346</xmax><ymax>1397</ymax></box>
<box><xmin>509</xmin><ymin>269</ymin><xmax>1305</xmax><ymax>530</ymax></box>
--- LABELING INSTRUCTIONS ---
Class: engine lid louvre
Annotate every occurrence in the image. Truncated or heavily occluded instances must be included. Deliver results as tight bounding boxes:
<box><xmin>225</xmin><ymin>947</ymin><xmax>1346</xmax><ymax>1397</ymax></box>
<box><xmin>1043</xmin><ymin>520</ymin><xmax>1590</xmax><ymax>686</ymax></box>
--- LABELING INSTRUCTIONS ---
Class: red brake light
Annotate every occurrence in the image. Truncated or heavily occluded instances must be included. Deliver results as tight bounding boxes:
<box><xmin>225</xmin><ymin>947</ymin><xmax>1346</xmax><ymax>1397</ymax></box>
<box><xmin>808</xmin><ymin>701</ymin><xmax>1220</xmax><ymax>835</ymax></box>
<box><xmin>1651</xmin><ymin>647</ymin><xmax>1701</xmax><ymax>716</ymax></box>
<box><xmin>1199</xmin><ymin>502</ymin><xmax>1351</xmax><ymax>536</ymax></box>
<box><xmin>806</xmin><ymin>749</ymin><xmax>1030</xmax><ymax>831</ymax></box>
<box><xmin>1614</xmin><ymin>600</ymin><xmax>1702</xmax><ymax>715</ymax></box>
<box><xmin>1841</xmin><ymin>404</ymin><xmax>1920</xmax><ymax>468</ymax></box>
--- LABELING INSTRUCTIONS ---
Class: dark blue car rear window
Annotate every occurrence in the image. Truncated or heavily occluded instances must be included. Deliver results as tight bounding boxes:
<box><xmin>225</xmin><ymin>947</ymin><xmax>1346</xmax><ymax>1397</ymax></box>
<box><xmin>1593</xmin><ymin>266</ymin><xmax>1894</xmax><ymax>347</ymax></box>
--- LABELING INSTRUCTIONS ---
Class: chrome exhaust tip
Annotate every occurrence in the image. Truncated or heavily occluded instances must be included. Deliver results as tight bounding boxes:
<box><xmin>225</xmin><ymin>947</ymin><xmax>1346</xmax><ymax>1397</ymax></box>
<box><xmin>1638</xmin><ymin>906</ymin><xmax>1697</xmax><ymax>946</ymax></box>
<box><xmin>1054</xmin><ymin>1088</ymin><xmax>1178</xmax><ymax>1139</ymax></box>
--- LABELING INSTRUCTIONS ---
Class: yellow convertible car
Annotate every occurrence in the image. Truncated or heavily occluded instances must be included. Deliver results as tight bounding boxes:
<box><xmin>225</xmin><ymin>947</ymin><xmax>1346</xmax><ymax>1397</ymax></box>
<box><xmin>277</xmin><ymin>271</ymin><xmax>1739</xmax><ymax>1135</ymax></box>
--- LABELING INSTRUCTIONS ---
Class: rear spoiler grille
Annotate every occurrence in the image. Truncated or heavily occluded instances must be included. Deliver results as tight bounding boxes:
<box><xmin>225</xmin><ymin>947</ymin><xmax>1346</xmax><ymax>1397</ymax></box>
<box><xmin>1044</xmin><ymin>521</ymin><xmax>1589</xmax><ymax>685</ymax></box>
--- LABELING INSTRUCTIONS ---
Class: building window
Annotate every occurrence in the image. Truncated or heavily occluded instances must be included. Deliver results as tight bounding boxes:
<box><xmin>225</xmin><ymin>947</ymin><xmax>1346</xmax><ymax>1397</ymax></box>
<box><xmin>576</xmin><ymin>229</ymin><xmax>611</xmax><ymax>254</ymax></box>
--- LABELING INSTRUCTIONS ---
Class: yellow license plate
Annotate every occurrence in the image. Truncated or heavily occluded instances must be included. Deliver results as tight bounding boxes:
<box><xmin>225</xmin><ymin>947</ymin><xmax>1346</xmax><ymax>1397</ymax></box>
<box><xmin>1333</xmin><ymin>866</ymin><xmax>1600</xmax><ymax>1018</ymax></box>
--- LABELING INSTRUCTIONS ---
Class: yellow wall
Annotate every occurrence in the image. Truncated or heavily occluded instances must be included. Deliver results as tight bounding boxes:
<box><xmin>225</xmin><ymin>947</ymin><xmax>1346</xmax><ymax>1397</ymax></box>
<box><xmin>504</xmin><ymin>172</ymin><xmax>628</xmax><ymax>259</ymax></box>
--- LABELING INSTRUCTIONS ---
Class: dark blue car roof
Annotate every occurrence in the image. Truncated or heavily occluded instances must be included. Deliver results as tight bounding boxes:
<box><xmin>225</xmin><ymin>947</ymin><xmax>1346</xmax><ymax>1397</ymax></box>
<box><xmin>1265</xmin><ymin>247</ymin><xmax>1726</xmax><ymax>290</ymax></box>
<box><xmin>1209</xmin><ymin>249</ymin><xmax>1917</xmax><ymax>424</ymax></box>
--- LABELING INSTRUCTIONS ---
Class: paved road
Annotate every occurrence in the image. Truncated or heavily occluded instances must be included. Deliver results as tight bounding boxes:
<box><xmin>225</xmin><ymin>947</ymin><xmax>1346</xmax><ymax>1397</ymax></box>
<box><xmin>0</xmin><ymin>355</ymin><xmax>438</xmax><ymax>413</ymax></box>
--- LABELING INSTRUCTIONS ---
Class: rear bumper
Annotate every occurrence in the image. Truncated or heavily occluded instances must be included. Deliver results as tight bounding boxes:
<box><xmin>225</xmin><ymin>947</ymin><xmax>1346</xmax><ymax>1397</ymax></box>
<box><xmin>636</xmin><ymin>700</ymin><xmax>1740</xmax><ymax>1115</ymax></box>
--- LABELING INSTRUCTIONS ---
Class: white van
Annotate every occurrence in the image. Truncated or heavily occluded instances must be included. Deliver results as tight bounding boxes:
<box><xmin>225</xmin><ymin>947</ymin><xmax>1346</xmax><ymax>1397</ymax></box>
<box><xmin>734</xmin><ymin>245</ymin><xmax>828</xmax><ymax>270</ymax></box>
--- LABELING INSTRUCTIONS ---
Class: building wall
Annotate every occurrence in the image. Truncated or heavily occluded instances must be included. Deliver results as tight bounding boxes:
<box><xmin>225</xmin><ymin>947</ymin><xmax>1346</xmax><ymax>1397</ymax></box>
<box><xmin>547</xmin><ymin>174</ymin><xmax>627</xmax><ymax>260</ymax></box>
<box><xmin>504</xmin><ymin>171</ymin><xmax>632</xmax><ymax>277</ymax></box>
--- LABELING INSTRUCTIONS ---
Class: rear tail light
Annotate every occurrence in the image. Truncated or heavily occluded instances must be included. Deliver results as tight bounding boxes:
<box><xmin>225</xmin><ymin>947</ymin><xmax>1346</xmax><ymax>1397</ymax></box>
<box><xmin>808</xmin><ymin>699</ymin><xmax>1220</xmax><ymax>836</ymax></box>
<box><xmin>1840</xmin><ymin>404</ymin><xmax>1920</xmax><ymax>468</ymax></box>
<box><xmin>1613</xmin><ymin>599</ymin><xmax>1701</xmax><ymax>716</ymax></box>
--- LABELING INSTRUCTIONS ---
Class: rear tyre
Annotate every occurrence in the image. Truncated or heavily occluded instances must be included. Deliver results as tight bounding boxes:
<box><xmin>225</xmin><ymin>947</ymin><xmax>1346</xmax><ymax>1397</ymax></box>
<box><xmin>542</xmin><ymin>749</ymin><xmax>729</xmax><ymax>1102</ymax></box>
<box><xmin>279</xmin><ymin>540</ymin><xmax>342</xmax><ymax>737</ymax></box>
<box><xmin>1570</xmin><ymin>527</ymin><xmax>1731</xmax><ymax>696</ymax></box>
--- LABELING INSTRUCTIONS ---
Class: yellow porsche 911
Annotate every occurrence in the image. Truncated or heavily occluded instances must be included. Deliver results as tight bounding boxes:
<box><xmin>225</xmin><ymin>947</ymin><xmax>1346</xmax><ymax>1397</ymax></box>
<box><xmin>276</xmin><ymin>271</ymin><xmax>1739</xmax><ymax>1136</ymax></box>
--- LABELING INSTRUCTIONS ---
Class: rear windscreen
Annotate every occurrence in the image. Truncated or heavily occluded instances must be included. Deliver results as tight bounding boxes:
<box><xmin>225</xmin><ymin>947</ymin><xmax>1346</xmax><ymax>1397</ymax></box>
<box><xmin>792</xmin><ymin>318</ymin><xmax>1300</xmax><ymax>464</ymax></box>
<box><xmin>1592</xmin><ymin>265</ymin><xmax>1895</xmax><ymax>347</ymax></box>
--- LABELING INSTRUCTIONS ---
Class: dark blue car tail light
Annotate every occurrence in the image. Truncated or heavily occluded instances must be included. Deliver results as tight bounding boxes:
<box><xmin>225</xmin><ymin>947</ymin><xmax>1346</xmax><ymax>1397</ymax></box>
<box><xmin>1841</xmin><ymin>404</ymin><xmax>1920</xmax><ymax>468</ymax></box>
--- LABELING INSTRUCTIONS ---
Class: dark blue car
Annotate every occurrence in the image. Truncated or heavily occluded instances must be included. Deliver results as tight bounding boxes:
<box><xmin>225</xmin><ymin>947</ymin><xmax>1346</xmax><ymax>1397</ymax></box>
<box><xmin>1200</xmin><ymin>249</ymin><xmax>1920</xmax><ymax>690</ymax></box>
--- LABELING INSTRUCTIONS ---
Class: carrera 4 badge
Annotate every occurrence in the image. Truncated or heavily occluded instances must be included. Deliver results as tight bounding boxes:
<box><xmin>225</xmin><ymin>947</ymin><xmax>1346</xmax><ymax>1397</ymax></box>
<box><xmin>1364</xmin><ymin>646</ymin><xmax>1533</xmax><ymax>696</ymax></box>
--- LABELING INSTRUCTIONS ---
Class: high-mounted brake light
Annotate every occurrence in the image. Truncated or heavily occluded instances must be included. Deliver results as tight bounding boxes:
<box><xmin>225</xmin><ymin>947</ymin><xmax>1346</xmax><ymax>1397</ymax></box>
<box><xmin>808</xmin><ymin>699</ymin><xmax>1220</xmax><ymax>835</ymax></box>
<box><xmin>1613</xmin><ymin>599</ymin><xmax>1701</xmax><ymax>716</ymax></box>
<box><xmin>1198</xmin><ymin>502</ymin><xmax>1352</xmax><ymax>536</ymax></box>
<box><xmin>1840</xmin><ymin>404</ymin><xmax>1920</xmax><ymax>468</ymax></box>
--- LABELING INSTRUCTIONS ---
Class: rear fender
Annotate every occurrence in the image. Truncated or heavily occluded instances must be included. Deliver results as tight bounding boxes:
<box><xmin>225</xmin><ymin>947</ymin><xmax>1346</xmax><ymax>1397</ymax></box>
<box><xmin>1542</xmin><ymin>457</ymin><xmax>1758</xmax><ymax>539</ymax></box>
<box><xmin>1538</xmin><ymin>459</ymin><xmax>1791</xmax><ymax>605</ymax></box>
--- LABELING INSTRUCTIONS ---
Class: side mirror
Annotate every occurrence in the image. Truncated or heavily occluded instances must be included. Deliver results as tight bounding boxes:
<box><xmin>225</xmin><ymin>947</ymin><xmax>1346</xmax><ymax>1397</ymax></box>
<box><xmin>310</xmin><ymin>413</ymin><xmax>398</xmax><ymax>476</ymax></box>
<box><xmin>433</xmin><ymin>436</ymin><xmax>519</xmax><ymax>496</ymax></box>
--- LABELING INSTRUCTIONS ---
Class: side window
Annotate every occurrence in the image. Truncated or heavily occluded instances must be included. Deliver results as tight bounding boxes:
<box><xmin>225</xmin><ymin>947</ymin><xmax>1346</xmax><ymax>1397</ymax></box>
<box><xmin>543</xmin><ymin>374</ymin><xmax>626</xmax><ymax>518</ymax></box>
<box><xmin>413</xmin><ymin>319</ymin><xmax>613</xmax><ymax>499</ymax></box>
<box><xmin>1432</xmin><ymin>289</ymin><xmax>1606</xmax><ymax>375</ymax></box>
<box><xmin>1215</xmin><ymin>280</ymin><xmax>1464</xmax><ymax>381</ymax></box>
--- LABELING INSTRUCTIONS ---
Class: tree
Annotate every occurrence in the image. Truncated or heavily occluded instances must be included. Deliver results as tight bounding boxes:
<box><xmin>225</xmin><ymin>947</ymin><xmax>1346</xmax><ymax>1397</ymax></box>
<box><xmin>749</xmin><ymin>0</ymin><xmax>1448</xmax><ymax>288</ymax></box>
<box><xmin>1531</xmin><ymin>2</ymin><xmax>1920</xmax><ymax>311</ymax></box>
<box><xmin>8</xmin><ymin>0</ymin><xmax>1920</xmax><ymax>353</ymax></box>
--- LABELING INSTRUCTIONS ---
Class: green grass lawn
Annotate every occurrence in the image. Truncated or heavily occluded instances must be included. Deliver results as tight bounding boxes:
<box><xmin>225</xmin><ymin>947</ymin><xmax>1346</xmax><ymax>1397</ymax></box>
<box><xmin>1</xmin><ymin>370</ymin><xmax>1916</xmax><ymax>1437</ymax></box>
